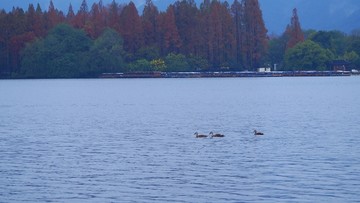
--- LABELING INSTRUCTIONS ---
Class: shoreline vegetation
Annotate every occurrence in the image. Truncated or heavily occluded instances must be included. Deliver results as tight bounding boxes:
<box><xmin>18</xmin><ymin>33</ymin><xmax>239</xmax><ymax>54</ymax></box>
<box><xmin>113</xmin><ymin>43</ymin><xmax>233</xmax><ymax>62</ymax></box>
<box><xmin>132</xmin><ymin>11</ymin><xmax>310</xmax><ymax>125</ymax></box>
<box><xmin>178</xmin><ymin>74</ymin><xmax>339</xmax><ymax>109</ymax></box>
<box><xmin>0</xmin><ymin>0</ymin><xmax>359</xmax><ymax>79</ymax></box>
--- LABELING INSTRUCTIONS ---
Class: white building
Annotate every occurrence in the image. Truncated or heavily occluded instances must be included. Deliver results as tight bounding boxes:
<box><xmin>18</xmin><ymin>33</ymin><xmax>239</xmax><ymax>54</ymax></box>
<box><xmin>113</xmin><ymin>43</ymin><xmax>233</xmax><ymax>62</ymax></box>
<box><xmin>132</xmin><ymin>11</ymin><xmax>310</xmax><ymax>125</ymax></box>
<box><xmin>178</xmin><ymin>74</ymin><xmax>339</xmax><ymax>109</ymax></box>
<box><xmin>257</xmin><ymin>67</ymin><xmax>271</xmax><ymax>72</ymax></box>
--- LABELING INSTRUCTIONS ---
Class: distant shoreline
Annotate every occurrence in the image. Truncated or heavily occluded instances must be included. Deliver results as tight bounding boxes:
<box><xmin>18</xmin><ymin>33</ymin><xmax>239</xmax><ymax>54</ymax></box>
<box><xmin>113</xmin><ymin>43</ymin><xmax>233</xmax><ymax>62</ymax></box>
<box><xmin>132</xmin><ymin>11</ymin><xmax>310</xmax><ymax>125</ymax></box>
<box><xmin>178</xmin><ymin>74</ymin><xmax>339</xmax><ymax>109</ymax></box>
<box><xmin>100</xmin><ymin>71</ymin><xmax>353</xmax><ymax>79</ymax></box>
<box><xmin>1</xmin><ymin>70</ymin><xmax>357</xmax><ymax>80</ymax></box>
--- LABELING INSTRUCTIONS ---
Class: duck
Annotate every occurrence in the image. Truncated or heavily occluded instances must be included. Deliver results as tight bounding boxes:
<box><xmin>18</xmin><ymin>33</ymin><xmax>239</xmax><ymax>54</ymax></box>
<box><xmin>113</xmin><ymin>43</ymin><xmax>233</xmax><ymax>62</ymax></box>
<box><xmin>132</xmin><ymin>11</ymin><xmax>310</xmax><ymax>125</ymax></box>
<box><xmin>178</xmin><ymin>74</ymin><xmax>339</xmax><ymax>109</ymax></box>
<box><xmin>194</xmin><ymin>132</ymin><xmax>208</xmax><ymax>138</ymax></box>
<box><xmin>209</xmin><ymin>131</ymin><xmax>225</xmax><ymax>138</ymax></box>
<box><xmin>253</xmin><ymin>130</ymin><xmax>264</xmax><ymax>135</ymax></box>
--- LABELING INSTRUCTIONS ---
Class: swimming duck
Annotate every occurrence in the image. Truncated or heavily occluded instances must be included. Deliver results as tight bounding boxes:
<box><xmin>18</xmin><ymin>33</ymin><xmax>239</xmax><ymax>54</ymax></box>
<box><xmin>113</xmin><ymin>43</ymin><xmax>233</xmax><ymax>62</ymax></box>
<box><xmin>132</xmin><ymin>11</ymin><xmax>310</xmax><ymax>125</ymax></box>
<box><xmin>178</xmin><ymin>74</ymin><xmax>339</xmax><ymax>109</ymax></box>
<box><xmin>209</xmin><ymin>131</ymin><xmax>225</xmax><ymax>138</ymax></box>
<box><xmin>253</xmin><ymin>130</ymin><xmax>264</xmax><ymax>135</ymax></box>
<box><xmin>194</xmin><ymin>132</ymin><xmax>208</xmax><ymax>138</ymax></box>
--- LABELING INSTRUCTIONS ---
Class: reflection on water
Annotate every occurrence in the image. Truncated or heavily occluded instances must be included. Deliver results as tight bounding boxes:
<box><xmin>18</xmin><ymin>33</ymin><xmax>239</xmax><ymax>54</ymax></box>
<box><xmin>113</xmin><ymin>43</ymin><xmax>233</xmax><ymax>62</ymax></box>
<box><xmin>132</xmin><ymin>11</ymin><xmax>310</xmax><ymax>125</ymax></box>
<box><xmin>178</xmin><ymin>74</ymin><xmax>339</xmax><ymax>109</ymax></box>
<box><xmin>1</xmin><ymin>77</ymin><xmax>360</xmax><ymax>202</ymax></box>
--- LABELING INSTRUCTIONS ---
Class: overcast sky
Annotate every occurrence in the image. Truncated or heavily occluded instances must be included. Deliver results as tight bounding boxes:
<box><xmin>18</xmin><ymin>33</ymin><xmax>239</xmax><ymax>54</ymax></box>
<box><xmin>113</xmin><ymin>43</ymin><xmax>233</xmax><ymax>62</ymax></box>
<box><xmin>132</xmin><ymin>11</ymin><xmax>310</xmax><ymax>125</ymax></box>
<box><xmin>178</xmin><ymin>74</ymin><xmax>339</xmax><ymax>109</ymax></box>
<box><xmin>2</xmin><ymin>0</ymin><xmax>359</xmax><ymax>34</ymax></box>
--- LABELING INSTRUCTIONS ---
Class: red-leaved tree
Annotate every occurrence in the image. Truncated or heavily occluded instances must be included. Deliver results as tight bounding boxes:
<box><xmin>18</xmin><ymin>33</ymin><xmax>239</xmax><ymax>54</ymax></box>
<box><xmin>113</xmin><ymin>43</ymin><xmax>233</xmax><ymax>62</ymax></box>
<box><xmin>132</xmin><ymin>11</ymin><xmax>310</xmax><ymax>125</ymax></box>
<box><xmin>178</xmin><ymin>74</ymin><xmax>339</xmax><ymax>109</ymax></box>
<box><xmin>285</xmin><ymin>8</ymin><xmax>304</xmax><ymax>49</ymax></box>
<box><xmin>120</xmin><ymin>2</ymin><xmax>144</xmax><ymax>55</ymax></box>
<box><xmin>242</xmin><ymin>0</ymin><xmax>268</xmax><ymax>70</ymax></box>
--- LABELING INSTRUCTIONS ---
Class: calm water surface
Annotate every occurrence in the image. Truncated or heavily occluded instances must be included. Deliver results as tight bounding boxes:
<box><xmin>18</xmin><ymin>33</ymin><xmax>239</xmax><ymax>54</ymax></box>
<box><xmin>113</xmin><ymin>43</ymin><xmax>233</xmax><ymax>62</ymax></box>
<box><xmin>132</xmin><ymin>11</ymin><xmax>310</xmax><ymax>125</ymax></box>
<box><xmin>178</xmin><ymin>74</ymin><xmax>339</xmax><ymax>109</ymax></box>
<box><xmin>1</xmin><ymin>77</ymin><xmax>360</xmax><ymax>202</ymax></box>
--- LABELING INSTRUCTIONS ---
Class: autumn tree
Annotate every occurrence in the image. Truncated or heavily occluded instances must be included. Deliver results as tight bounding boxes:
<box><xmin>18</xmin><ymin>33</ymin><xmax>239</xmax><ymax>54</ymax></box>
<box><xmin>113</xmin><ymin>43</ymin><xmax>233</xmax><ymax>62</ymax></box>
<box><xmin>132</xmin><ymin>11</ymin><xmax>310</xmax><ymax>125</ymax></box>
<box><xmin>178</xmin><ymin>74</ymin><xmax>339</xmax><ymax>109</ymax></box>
<box><xmin>198</xmin><ymin>0</ymin><xmax>212</xmax><ymax>63</ymax></box>
<box><xmin>25</xmin><ymin>4</ymin><xmax>36</xmax><ymax>33</ymax></box>
<box><xmin>267</xmin><ymin>9</ymin><xmax>303</xmax><ymax>70</ymax></box>
<box><xmin>6</xmin><ymin>7</ymin><xmax>37</xmax><ymax>72</ymax></box>
<box><xmin>203</xmin><ymin>1</ymin><xmax>234</xmax><ymax>68</ymax></box>
<box><xmin>158</xmin><ymin>5</ymin><xmax>181</xmax><ymax>55</ymax></box>
<box><xmin>47</xmin><ymin>0</ymin><xmax>64</xmax><ymax>29</ymax></box>
<box><xmin>74</xmin><ymin>0</ymin><xmax>89</xmax><ymax>29</ymax></box>
<box><xmin>47</xmin><ymin>0</ymin><xmax>57</xmax><ymax>28</ymax></box>
<box><xmin>142</xmin><ymin>0</ymin><xmax>159</xmax><ymax>48</ymax></box>
<box><xmin>119</xmin><ymin>2</ymin><xmax>144</xmax><ymax>56</ymax></box>
<box><xmin>210</xmin><ymin>1</ymin><xmax>223</xmax><ymax>64</ymax></box>
<box><xmin>10</xmin><ymin>32</ymin><xmax>36</xmax><ymax>72</ymax></box>
<box><xmin>26</xmin><ymin>4</ymin><xmax>45</xmax><ymax>37</ymax></box>
<box><xmin>197</xmin><ymin>0</ymin><xmax>236</xmax><ymax>69</ymax></box>
<box><xmin>25</xmin><ymin>4</ymin><xmax>42</xmax><ymax>38</ymax></box>
<box><xmin>285</xmin><ymin>8</ymin><xmax>304</xmax><ymax>49</ymax></box>
<box><xmin>0</xmin><ymin>9</ymin><xmax>10</xmax><ymax>75</ymax></box>
<box><xmin>87</xmin><ymin>2</ymin><xmax>107</xmax><ymax>38</ymax></box>
<box><xmin>9</xmin><ymin>8</ymin><xmax>27</xmax><ymax>36</ymax></box>
<box><xmin>242</xmin><ymin>0</ymin><xmax>268</xmax><ymax>70</ymax></box>
<box><xmin>173</xmin><ymin>0</ymin><xmax>200</xmax><ymax>55</ymax></box>
<box><xmin>217</xmin><ymin>1</ymin><xmax>235</xmax><ymax>67</ymax></box>
<box><xmin>97</xmin><ymin>0</ymin><xmax>107</xmax><ymax>35</ymax></box>
<box><xmin>66</xmin><ymin>4</ymin><xmax>76</xmax><ymax>26</ymax></box>
<box><xmin>107</xmin><ymin>0</ymin><xmax>122</xmax><ymax>32</ymax></box>
<box><xmin>0</xmin><ymin>8</ymin><xmax>22</xmax><ymax>75</ymax></box>
<box><xmin>231</xmin><ymin>0</ymin><xmax>244</xmax><ymax>67</ymax></box>
<box><xmin>33</xmin><ymin>4</ymin><xmax>46</xmax><ymax>37</ymax></box>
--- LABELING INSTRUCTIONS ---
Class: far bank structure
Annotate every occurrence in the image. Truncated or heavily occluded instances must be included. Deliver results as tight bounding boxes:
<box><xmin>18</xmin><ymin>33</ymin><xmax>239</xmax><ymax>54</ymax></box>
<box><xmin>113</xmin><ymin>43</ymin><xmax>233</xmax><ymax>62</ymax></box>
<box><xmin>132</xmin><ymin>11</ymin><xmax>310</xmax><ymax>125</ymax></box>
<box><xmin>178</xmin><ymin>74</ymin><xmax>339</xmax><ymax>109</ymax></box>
<box><xmin>100</xmin><ymin>69</ymin><xmax>354</xmax><ymax>79</ymax></box>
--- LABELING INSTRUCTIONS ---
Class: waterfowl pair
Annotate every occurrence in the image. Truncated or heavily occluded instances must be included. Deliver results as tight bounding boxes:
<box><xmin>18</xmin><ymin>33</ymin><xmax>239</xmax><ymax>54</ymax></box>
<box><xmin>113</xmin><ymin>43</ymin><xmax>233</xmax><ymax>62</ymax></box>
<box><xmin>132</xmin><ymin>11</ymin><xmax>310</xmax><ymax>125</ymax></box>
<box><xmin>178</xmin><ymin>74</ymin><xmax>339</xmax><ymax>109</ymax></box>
<box><xmin>253</xmin><ymin>130</ymin><xmax>264</xmax><ymax>135</ymax></box>
<box><xmin>194</xmin><ymin>132</ymin><xmax>225</xmax><ymax>138</ymax></box>
<box><xmin>194</xmin><ymin>132</ymin><xmax>208</xmax><ymax>138</ymax></box>
<box><xmin>209</xmin><ymin>131</ymin><xmax>225</xmax><ymax>138</ymax></box>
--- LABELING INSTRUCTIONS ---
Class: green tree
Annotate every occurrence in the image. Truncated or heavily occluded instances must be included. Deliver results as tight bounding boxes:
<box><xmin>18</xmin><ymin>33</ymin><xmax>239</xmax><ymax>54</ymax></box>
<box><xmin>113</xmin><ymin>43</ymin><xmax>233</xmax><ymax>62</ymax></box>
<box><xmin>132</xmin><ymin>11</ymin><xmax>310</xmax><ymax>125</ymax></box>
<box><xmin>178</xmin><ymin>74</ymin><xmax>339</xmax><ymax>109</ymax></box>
<box><xmin>310</xmin><ymin>30</ymin><xmax>347</xmax><ymax>56</ymax></box>
<box><xmin>21</xmin><ymin>24</ymin><xmax>92</xmax><ymax>78</ymax></box>
<box><xmin>186</xmin><ymin>54</ymin><xmax>210</xmax><ymax>71</ymax></box>
<box><xmin>165</xmin><ymin>53</ymin><xmax>189</xmax><ymax>72</ymax></box>
<box><xmin>128</xmin><ymin>59</ymin><xmax>152</xmax><ymax>72</ymax></box>
<box><xmin>303</xmin><ymin>29</ymin><xmax>317</xmax><ymax>39</ymax></box>
<box><xmin>267</xmin><ymin>35</ymin><xmax>288</xmax><ymax>70</ymax></box>
<box><xmin>347</xmin><ymin>32</ymin><xmax>360</xmax><ymax>57</ymax></box>
<box><xmin>89</xmin><ymin>28</ymin><xmax>126</xmax><ymax>74</ymax></box>
<box><xmin>135</xmin><ymin>46</ymin><xmax>160</xmax><ymax>61</ymax></box>
<box><xmin>343</xmin><ymin>51</ymin><xmax>360</xmax><ymax>69</ymax></box>
<box><xmin>284</xmin><ymin>40</ymin><xmax>333</xmax><ymax>71</ymax></box>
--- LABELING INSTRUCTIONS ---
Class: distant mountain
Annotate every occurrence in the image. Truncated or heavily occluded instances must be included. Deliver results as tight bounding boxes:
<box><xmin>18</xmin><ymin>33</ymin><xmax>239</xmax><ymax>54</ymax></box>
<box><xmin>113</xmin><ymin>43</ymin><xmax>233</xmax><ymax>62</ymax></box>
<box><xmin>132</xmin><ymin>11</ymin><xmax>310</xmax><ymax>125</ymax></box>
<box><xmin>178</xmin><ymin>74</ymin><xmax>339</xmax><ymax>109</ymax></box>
<box><xmin>259</xmin><ymin>0</ymin><xmax>360</xmax><ymax>34</ymax></box>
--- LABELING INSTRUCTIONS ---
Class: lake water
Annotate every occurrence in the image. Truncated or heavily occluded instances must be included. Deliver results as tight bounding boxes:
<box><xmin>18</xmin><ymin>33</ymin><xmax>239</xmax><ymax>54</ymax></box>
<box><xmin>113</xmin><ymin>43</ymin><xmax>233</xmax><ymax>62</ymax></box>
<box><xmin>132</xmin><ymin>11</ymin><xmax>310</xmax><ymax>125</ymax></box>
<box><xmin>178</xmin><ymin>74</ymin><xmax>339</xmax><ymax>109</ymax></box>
<box><xmin>1</xmin><ymin>77</ymin><xmax>360</xmax><ymax>202</ymax></box>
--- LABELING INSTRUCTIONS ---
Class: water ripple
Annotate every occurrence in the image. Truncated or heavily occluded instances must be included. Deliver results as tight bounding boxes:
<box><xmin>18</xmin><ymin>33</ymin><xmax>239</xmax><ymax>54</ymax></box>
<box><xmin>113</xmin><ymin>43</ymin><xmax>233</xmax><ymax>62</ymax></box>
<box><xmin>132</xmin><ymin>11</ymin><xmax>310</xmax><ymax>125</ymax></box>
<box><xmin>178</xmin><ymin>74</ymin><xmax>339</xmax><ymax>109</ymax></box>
<box><xmin>1</xmin><ymin>78</ymin><xmax>360</xmax><ymax>202</ymax></box>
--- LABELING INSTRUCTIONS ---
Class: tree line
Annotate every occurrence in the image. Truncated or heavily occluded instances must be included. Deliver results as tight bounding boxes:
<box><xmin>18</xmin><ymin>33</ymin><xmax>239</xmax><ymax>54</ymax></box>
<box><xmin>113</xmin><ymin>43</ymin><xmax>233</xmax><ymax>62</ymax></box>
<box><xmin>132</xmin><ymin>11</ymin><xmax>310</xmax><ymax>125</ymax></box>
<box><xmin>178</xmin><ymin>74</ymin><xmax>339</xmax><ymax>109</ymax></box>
<box><xmin>270</xmin><ymin>9</ymin><xmax>360</xmax><ymax>71</ymax></box>
<box><xmin>0</xmin><ymin>0</ymin><xmax>359</xmax><ymax>78</ymax></box>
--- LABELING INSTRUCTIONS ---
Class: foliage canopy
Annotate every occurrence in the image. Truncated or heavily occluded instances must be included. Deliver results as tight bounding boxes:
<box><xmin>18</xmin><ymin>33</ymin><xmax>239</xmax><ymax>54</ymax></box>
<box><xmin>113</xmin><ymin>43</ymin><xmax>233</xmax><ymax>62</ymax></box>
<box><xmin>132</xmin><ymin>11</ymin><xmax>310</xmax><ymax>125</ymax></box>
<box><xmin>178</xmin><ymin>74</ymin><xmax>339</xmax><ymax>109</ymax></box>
<box><xmin>284</xmin><ymin>40</ymin><xmax>333</xmax><ymax>71</ymax></box>
<box><xmin>0</xmin><ymin>0</ymin><xmax>359</xmax><ymax>78</ymax></box>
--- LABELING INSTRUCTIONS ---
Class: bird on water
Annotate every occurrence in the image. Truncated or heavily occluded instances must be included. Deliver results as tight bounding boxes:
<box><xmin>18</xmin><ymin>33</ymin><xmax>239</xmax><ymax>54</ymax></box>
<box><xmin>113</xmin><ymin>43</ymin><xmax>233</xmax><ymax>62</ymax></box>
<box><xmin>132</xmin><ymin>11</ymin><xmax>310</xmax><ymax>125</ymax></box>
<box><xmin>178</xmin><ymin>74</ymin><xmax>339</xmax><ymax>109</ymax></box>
<box><xmin>209</xmin><ymin>131</ymin><xmax>225</xmax><ymax>138</ymax></box>
<box><xmin>253</xmin><ymin>130</ymin><xmax>264</xmax><ymax>135</ymax></box>
<box><xmin>194</xmin><ymin>132</ymin><xmax>208</xmax><ymax>138</ymax></box>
